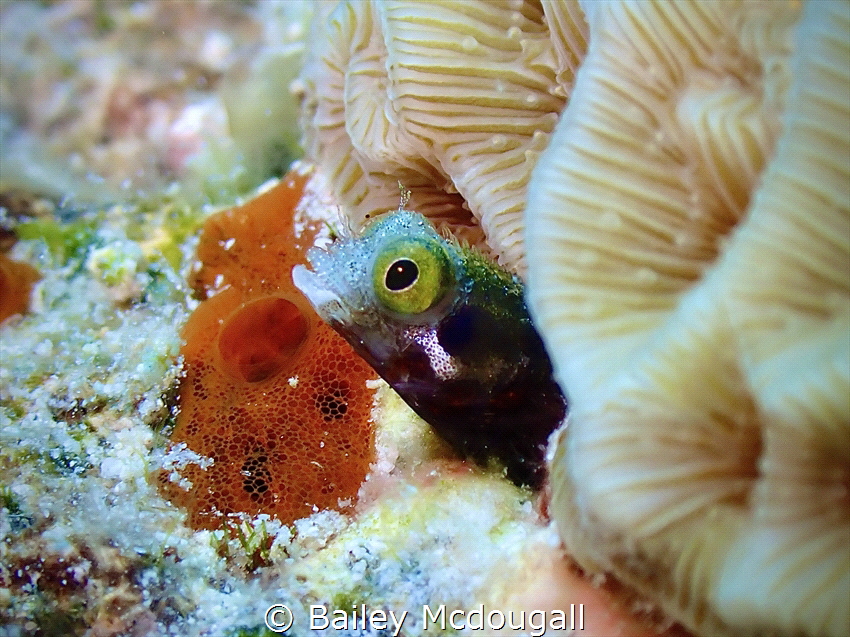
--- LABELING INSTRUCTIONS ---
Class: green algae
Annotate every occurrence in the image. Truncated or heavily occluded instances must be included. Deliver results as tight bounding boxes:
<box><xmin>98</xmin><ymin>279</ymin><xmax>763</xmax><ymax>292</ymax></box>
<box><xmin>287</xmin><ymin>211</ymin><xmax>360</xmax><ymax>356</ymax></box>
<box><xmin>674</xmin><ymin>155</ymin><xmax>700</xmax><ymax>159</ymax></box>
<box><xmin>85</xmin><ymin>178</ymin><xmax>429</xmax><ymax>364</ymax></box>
<box><xmin>211</xmin><ymin>517</ymin><xmax>279</xmax><ymax>574</ymax></box>
<box><xmin>14</xmin><ymin>217</ymin><xmax>101</xmax><ymax>267</ymax></box>
<box><xmin>0</xmin><ymin>485</ymin><xmax>30</xmax><ymax>531</ymax></box>
<box><xmin>225</xmin><ymin>626</ymin><xmax>281</xmax><ymax>637</ymax></box>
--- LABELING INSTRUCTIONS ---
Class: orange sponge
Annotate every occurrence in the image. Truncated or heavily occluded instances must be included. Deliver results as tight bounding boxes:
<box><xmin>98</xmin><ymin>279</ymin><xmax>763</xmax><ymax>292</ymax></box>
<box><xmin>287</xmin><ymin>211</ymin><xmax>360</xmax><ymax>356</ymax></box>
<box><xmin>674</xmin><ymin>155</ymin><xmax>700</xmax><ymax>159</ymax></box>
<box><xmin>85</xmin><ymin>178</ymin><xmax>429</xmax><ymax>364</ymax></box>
<box><xmin>0</xmin><ymin>253</ymin><xmax>40</xmax><ymax>323</ymax></box>
<box><xmin>162</xmin><ymin>172</ymin><xmax>376</xmax><ymax>530</ymax></box>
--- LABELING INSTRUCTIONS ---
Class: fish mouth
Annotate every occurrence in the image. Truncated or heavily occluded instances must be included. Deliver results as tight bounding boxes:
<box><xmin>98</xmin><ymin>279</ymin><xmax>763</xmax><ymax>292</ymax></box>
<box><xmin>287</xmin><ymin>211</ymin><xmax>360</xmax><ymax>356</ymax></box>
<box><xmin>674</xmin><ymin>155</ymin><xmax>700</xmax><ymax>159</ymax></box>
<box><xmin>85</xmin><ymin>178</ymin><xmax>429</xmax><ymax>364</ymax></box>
<box><xmin>291</xmin><ymin>264</ymin><xmax>351</xmax><ymax>324</ymax></box>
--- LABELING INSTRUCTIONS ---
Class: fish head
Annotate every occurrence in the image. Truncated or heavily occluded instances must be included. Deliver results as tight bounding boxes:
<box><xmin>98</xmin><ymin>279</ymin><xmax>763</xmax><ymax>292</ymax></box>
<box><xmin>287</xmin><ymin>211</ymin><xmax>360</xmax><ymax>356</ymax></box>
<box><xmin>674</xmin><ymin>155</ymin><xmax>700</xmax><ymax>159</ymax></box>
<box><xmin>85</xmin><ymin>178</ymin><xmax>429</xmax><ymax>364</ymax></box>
<box><xmin>292</xmin><ymin>209</ymin><xmax>466</xmax><ymax>355</ymax></box>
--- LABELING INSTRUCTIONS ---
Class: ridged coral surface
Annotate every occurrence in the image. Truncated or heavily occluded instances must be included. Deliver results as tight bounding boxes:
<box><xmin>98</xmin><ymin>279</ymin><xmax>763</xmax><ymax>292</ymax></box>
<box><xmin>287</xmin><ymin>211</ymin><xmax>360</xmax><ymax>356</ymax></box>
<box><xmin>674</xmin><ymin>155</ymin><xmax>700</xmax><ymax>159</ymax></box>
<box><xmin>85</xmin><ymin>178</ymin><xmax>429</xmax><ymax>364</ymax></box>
<box><xmin>298</xmin><ymin>0</ymin><xmax>588</xmax><ymax>273</ymax></box>
<box><xmin>524</xmin><ymin>2</ymin><xmax>849</xmax><ymax>636</ymax></box>
<box><xmin>161</xmin><ymin>172</ymin><xmax>376</xmax><ymax>530</ymax></box>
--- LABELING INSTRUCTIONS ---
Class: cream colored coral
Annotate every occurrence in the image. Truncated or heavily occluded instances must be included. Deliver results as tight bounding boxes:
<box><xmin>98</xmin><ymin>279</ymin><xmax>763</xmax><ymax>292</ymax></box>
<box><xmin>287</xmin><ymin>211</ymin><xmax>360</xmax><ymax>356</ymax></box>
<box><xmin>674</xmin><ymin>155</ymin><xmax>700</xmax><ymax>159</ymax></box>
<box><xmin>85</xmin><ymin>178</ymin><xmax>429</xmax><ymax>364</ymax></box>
<box><xmin>298</xmin><ymin>0</ymin><xmax>588</xmax><ymax>273</ymax></box>
<box><xmin>527</xmin><ymin>1</ymin><xmax>849</xmax><ymax>636</ymax></box>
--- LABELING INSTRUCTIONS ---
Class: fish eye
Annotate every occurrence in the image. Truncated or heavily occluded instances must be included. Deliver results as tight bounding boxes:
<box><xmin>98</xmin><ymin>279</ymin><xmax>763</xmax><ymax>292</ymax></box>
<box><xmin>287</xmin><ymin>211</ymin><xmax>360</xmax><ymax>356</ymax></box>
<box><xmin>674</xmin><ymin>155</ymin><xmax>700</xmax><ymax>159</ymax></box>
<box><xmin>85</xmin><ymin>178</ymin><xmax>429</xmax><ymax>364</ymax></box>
<box><xmin>385</xmin><ymin>259</ymin><xmax>419</xmax><ymax>291</ymax></box>
<box><xmin>372</xmin><ymin>238</ymin><xmax>453</xmax><ymax>315</ymax></box>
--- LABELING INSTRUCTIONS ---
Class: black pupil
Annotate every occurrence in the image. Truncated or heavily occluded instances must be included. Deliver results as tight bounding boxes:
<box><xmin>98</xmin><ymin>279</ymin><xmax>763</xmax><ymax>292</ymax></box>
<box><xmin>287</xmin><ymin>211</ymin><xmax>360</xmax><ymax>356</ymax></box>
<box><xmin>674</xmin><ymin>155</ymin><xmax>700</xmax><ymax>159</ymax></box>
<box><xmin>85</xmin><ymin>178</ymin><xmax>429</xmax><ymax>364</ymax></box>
<box><xmin>385</xmin><ymin>259</ymin><xmax>419</xmax><ymax>291</ymax></box>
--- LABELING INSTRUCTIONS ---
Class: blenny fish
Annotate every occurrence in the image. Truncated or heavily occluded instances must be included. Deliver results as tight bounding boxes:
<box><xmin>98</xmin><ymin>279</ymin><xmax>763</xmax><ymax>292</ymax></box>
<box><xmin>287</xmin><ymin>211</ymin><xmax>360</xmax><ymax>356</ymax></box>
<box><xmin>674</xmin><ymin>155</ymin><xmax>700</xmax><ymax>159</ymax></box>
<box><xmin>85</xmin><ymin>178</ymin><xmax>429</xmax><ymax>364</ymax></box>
<box><xmin>292</xmin><ymin>208</ymin><xmax>567</xmax><ymax>488</ymax></box>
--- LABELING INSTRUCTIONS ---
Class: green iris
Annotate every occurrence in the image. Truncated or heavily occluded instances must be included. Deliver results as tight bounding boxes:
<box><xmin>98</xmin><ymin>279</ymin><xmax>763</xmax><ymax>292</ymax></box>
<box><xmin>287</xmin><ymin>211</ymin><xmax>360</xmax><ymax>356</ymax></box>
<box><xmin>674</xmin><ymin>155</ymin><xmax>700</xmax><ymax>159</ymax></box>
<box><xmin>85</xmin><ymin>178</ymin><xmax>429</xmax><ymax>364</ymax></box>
<box><xmin>372</xmin><ymin>237</ymin><xmax>454</xmax><ymax>315</ymax></box>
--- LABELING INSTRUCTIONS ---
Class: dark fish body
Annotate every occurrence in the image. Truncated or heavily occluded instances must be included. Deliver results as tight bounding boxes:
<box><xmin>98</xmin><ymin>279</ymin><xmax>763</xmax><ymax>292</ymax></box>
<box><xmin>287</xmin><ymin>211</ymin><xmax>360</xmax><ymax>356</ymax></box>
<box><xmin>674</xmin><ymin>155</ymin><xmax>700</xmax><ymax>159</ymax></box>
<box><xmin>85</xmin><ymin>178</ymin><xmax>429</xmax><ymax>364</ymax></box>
<box><xmin>292</xmin><ymin>210</ymin><xmax>566</xmax><ymax>487</ymax></box>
